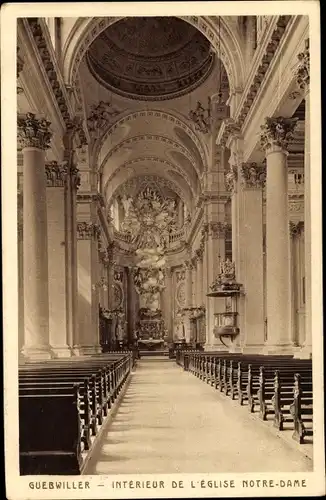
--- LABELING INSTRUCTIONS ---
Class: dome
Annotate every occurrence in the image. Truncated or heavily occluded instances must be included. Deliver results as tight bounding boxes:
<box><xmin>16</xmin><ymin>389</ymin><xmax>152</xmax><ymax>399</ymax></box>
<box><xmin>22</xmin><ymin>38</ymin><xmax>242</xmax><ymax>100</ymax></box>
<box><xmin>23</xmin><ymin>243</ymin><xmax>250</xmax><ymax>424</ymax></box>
<box><xmin>86</xmin><ymin>17</ymin><xmax>214</xmax><ymax>101</ymax></box>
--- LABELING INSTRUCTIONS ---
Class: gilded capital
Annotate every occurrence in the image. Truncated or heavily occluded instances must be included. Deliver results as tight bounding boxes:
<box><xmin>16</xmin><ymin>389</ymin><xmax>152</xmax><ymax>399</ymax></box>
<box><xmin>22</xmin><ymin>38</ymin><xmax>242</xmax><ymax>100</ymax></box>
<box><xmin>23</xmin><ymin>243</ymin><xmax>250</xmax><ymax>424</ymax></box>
<box><xmin>45</xmin><ymin>161</ymin><xmax>68</xmax><ymax>187</ymax></box>
<box><xmin>240</xmin><ymin>162</ymin><xmax>266</xmax><ymax>189</ymax></box>
<box><xmin>295</xmin><ymin>39</ymin><xmax>309</xmax><ymax>92</ymax></box>
<box><xmin>260</xmin><ymin>116</ymin><xmax>298</xmax><ymax>152</ymax></box>
<box><xmin>18</xmin><ymin>112</ymin><xmax>52</xmax><ymax>150</ymax></box>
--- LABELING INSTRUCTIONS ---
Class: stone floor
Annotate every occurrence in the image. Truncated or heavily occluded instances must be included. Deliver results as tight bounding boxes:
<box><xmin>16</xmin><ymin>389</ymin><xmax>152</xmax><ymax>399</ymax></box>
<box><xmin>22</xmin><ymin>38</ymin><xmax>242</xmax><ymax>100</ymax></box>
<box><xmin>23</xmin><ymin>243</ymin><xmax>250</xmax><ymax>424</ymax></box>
<box><xmin>85</xmin><ymin>358</ymin><xmax>313</xmax><ymax>475</ymax></box>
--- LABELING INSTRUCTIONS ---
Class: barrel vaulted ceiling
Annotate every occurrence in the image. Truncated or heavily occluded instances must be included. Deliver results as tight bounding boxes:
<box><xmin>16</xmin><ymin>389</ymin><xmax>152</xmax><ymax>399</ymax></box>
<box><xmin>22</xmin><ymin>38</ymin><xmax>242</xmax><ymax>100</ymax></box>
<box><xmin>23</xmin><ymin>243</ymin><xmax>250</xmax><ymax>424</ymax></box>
<box><xmin>72</xmin><ymin>16</ymin><xmax>231</xmax><ymax>211</ymax></box>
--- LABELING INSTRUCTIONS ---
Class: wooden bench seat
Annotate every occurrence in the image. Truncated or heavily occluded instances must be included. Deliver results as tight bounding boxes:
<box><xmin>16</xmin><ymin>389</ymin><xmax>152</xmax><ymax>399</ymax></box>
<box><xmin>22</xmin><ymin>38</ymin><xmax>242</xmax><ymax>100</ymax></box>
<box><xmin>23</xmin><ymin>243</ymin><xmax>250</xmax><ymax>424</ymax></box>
<box><xmin>19</xmin><ymin>352</ymin><xmax>132</xmax><ymax>475</ymax></box>
<box><xmin>177</xmin><ymin>350</ymin><xmax>313</xmax><ymax>445</ymax></box>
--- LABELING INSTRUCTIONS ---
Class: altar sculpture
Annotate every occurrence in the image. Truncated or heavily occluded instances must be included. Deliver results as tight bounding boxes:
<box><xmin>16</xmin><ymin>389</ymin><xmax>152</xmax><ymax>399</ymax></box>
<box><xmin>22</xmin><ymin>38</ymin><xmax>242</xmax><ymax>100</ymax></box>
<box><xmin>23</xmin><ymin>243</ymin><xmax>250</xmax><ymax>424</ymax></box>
<box><xmin>120</xmin><ymin>183</ymin><xmax>177</xmax><ymax>351</ymax></box>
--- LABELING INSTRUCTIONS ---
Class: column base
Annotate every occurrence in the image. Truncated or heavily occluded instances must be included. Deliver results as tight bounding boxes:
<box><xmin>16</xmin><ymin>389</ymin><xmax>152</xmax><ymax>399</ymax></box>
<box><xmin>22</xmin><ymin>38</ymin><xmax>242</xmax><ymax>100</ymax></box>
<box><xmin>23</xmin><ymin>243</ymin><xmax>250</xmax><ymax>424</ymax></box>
<box><xmin>21</xmin><ymin>344</ymin><xmax>53</xmax><ymax>361</ymax></box>
<box><xmin>72</xmin><ymin>344</ymin><xmax>102</xmax><ymax>356</ymax></box>
<box><xmin>51</xmin><ymin>345</ymin><xmax>73</xmax><ymax>358</ymax></box>
<box><xmin>262</xmin><ymin>342</ymin><xmax>295</xmax><ymax>355</ymax></box>
<box><xmin>294</xmin><ymin>345</ymin><xmax>312</xmax><ymax>359</ymax></box>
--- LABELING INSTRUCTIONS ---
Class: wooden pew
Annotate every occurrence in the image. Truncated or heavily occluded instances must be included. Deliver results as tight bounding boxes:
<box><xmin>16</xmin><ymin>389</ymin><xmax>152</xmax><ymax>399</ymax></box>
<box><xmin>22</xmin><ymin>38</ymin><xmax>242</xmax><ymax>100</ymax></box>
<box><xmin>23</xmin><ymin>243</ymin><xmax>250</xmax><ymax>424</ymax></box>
<box><xmin>176</xmin><ymin>350</ymin><xmax>313</xmax><ymax>445</ymax></box>
<box><xmin>19</xmin><ymin>352</ymin><xmax>132</xmax><ymax>474</ymax></box>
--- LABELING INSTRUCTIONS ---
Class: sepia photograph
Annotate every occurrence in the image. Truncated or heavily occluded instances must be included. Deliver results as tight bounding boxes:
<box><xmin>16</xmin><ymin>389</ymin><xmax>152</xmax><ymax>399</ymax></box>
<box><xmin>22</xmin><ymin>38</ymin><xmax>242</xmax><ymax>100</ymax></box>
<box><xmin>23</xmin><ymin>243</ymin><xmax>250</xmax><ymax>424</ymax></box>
<box><xmin>1</xmin><ymin>1</ymin><xmax>324</xmax><ymax>499</ymax></box>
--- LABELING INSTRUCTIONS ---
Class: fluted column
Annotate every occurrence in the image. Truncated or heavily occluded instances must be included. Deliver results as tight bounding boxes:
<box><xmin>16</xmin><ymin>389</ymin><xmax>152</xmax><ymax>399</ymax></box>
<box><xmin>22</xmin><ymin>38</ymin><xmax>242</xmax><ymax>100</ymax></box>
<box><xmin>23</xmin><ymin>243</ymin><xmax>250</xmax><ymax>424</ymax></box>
<box><xmin>260</xmin><ymin>116</ymin><xmax>298</xmax><ymax>352</ymax></box>
<box><xmin>295</xmin><ymin>40</ymin><xmax>312</xmax><ymax>358</ymax></box>
<box><xmin>238</xmin><ymin>162</ymin><xmax>266</xmax><ymax>353</ymax></box>
<box><xmin>18</xmin><ymin>113</ymin><xmax>53</xmax><ymax>359</ymax></box>
<box><xmin>46</xmin><ymin>161</ymin><xmax>72</xmax><ymax>357</ymax></box>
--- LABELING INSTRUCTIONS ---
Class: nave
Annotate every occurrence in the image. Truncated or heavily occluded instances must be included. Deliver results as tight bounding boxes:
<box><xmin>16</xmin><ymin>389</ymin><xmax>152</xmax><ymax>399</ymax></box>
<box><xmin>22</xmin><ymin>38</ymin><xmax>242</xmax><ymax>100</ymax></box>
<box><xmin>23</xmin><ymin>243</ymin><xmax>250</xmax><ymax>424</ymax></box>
<box><xmin>85</xmin><ymin>358</ymin><xmax>313</xmax><ymax>475</ymax></box>
<box><xmin>19</xmin><ymin>350</ymin><xmax>312</xmax><ymax>476</ymax></box>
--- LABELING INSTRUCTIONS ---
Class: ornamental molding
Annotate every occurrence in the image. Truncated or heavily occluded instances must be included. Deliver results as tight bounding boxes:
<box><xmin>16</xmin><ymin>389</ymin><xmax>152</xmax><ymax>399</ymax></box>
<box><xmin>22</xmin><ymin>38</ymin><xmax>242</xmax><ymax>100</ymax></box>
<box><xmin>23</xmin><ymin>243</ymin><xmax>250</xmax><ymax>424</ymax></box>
<box><xmin>240</xmin><ymin>162</ymin><xmax>266</xmax><ymax>189</ymax></box>
<box><xmin>101</xmin><ymin>134</ymin><xmax>200</xmax><ymax>177</ymax></box>
<box><xmin>45</xmin><ymin>161</ymin><xmax>67</xmax><ymax>187</ymax></box>
<box><xmin>235</xmin><ymin>16</ymin><xmax>291</xmax><ymax>128</ymax></box>
<box><xmin>77</xmin><ymin>191</ymin><xmax>102</xmax><ymax>204</ymax></box>
<box><xmin>61</xmin><ymin>161</ymin><xmax>81</xmax><ymax>190</ymax></box>
<box><xmin>26</xmin><ymin>18</ymin><xmax>73</xmax><ymax>127</ymax></box>
<box><xmin>67</xmin><ymin>17</ymin><xmax>242</xmax><ymax>96</ymax></box>
<box><xmin>87</xmin><ymin>101</ymin><xmax>121</xmax><ymax>136</ymax></box>
<box><xmin>97</xmin><ymin>110</ymin><xmax>207</xmax><ymax>169</ymax></box>
<box><xmin>111</xmin><ymin>174</ymin><xmax>184</xmax><ymax>205</ymax></box>
<box><xmin>17</xmin><ymin>112</ymin><xmax>52</xmax><ymax>150</ymax></box>
<box><xmin>225</xmin><ymin>164</ymin><xmax>238</xmax><ymax>193</ymax></box>
<box><xmin>289</xmin><ymin>199</ymin><xmax>304</xmax><ymax>213</ymax></box>
<box><xmin>294</xmin><ymin>38</ymin><xmax>309</xmax><ymax>92</ymax></box>
<box><xmin>289</xmin><ymin>220</ymin><xmax>304</xmax><ymax>237</ymax></box>
<box><xmin>208</xmin><ymin>221</ymin><xmax>228</xmax><ymax>239</ymax></box>
<box><xmin>260</xmin><ymin>116</ymin><xmax>298</xmax><ymax>152</ymax></box>
<box><xmin>216</xmin><ymin>118</ymin><xmax>241</xmax><ymax>146</ymax></box>
<box><xmin>108</xmin><ymin>156</ymin><xmax>193</xmax><ymax>195</ymax></box>
<box><xmin>77</xmin><ymin>221</ymin><xmax>101</xmax><ymax>240</ymax></box>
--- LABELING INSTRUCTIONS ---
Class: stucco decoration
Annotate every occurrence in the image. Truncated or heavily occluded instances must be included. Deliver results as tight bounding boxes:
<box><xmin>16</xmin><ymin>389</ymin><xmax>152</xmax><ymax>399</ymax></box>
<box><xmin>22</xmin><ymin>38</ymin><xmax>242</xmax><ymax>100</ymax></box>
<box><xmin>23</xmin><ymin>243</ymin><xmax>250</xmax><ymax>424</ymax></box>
<box><xmin>86</xmin><ymin>17</ymin><xmax>214</xmax><ymax>100</ymax></box>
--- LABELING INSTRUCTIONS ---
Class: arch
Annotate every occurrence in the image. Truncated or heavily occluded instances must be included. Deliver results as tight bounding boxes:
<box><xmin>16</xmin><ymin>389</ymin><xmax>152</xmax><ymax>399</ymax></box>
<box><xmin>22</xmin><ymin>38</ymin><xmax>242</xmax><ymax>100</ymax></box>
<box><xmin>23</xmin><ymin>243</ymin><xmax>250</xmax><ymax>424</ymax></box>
<box><xmin>105</xmin><ymin>171</ymin><xmax>192</xmax><ymax>210</ymax></box>
<box><xmin>104</xmin><ymin>156</ymin><xmax>196</xmax><ymax>198</ymax></box>
<box><xmin>63</xmin><ymin>16</ymin><xmax>245</xmax><ymax>95</ymax></box>
<box><xmin>99</xmin><ymin>134</ymin><xmax>202</xmax><ymax>179</ymax></box>
<box><xmin>93</xmin><ymin>109</ymin><xmax>209</xmax><ymax>171</ymax></box>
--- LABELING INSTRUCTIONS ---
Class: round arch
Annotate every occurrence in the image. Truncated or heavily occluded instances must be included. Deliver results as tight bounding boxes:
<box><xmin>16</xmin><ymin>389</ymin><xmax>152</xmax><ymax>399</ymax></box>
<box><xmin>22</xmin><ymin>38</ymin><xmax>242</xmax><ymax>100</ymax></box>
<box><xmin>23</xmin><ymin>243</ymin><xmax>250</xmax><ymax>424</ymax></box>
<box><xmin>99</xmin><ymin>134</ymin><xmax>202</xmax><ymax>180</ymax></box>
<box><xmin>62</xmin><ymin>16</ymin><xmax>245</xmax><ymax>94</ymax></box>
<box><xmin>93</xmin><ymin>109</ymin><xmax>209</xmax><ymax>171</ymax></box>
<box><xmin>104</xmin><ymin>156</ymin><xmax>197</xmax><ymax>198</ymax></box>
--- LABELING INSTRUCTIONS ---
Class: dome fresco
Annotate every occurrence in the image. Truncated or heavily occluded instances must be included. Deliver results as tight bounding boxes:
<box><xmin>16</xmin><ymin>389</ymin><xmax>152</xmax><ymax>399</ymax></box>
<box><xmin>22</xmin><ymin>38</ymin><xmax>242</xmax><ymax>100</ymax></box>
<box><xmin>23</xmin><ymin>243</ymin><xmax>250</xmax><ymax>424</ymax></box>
<box><xmin>86</xmin><ymin>17</ymin><xmax>214</xmax><ymax>100</ymax></box>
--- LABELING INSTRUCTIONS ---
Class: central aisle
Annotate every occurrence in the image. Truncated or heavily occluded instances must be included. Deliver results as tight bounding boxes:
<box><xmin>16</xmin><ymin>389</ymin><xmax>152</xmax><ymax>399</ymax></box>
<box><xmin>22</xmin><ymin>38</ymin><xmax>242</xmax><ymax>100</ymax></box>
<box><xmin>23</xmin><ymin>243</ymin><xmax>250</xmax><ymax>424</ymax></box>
<box><xmin>85</xmin><ymin>358</ymin><xmax>312</xmax><ymax>474</ymax></box>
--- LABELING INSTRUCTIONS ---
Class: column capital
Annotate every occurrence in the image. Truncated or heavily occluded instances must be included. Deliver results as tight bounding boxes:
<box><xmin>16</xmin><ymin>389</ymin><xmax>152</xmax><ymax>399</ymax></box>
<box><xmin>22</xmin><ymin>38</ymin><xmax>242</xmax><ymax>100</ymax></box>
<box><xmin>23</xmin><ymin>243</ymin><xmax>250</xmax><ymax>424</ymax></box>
<box><xmin>18</xmin><ymin>113</ymin><xmax>52</xmax><ymax>150</ymax></box>
<box><xmin>45</xmin><ymin>161</ymin><xmax>67</xmax><ymax>187</ymax></box>
<box><xmin>260</xmin><ymin>116</ymin><xmax>298</xmax><ymax>153</ymax></box>
<box><xmin>208</xmin><ymin>221</ymin><xmax>227</xmax><ymax>239</ymax></box>
<box><xmin>295</xmin><ymin>38</ymin><xmax>310</xmax><ymax>94</ymax></box>
<box><xmin>289</xmin><ymin>220</ymin><xmax>304</xmax><ymax>238</ymax></box>
<box><xmin>77</xmin><ymin>221</ymin><xmax>100</xmax><ymax>240</ymax></box>
<box><xmin>240</xmin><ymin>162</ymin><xmax>266</xmax><ymax>189</ymax></box>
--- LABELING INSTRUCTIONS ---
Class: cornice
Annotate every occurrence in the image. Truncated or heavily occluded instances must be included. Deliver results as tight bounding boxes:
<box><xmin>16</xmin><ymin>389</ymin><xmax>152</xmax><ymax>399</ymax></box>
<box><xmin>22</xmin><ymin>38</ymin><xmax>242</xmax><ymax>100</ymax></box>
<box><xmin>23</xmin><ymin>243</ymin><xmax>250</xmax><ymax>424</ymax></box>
<box><xmin>24</xmin><ymin>18</ymin><xmax>87</xmax><ymax>145</ymax></box>
<box><xmin>234</xmin><ymin>16</ymin><xmax>292</xmax><ymax>127</ymax></box>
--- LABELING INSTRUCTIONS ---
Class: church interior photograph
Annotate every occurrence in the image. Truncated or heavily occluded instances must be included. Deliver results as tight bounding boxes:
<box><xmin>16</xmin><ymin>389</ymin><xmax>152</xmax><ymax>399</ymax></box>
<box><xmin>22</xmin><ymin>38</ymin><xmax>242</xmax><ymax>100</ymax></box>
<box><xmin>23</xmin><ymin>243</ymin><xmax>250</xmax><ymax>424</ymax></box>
<box><xmin>15</xmin><ymin>14</ymin><xmax>316</xmax><ymax>476</ymax></box>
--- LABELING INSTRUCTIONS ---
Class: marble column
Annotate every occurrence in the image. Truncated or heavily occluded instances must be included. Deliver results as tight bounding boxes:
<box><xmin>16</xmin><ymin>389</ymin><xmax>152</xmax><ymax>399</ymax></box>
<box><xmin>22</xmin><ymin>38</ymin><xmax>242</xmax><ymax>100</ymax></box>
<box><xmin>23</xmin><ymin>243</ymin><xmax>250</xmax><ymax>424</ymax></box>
<box><xmin>238</xmin><ymin>162</ymin><xmax>266</xmax><ymax>353</ymax></box>
<box><xmin>18</xmin><ymin>113</ymin><xmax>53</xmax><ymax>359</ymax></box>
<box><xmin>260</xmin><ymin>116</ymin><xmax>298</xmax><ymax>353</ymax></box>
<box><xmin>296</xmin><ymin>41</ymin><xmax>312</xmax><ymax>358</ymax></box>
<box><xmin>46</xmin><ymin>161</ymin><xmax>72</xmax><ymax>357</ymax></box>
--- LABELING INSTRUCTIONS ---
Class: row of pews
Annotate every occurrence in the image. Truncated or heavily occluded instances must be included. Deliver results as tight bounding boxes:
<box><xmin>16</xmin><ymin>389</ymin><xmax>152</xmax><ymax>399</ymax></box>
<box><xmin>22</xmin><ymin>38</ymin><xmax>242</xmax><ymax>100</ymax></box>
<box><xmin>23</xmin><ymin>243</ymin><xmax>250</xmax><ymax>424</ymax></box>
<box><xmin>176</xmin><ymin>351</ymin><xmax>313</xmax><ymax>445</ymax></box>
<box><xmin>19</xmin><ymin>351</ymin><xmax>134</xmax><ymax>475</ymax></box>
